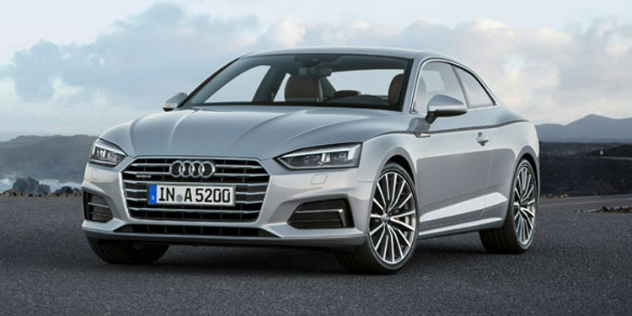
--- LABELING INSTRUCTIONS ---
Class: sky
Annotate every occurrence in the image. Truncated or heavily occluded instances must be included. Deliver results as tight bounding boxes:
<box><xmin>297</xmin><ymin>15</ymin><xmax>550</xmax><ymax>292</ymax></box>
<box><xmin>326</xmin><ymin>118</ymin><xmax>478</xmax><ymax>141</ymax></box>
<box><xmin>0</xmin><ymin>0</ymin><xmax>631</xmax><ymax>140</ymax></box>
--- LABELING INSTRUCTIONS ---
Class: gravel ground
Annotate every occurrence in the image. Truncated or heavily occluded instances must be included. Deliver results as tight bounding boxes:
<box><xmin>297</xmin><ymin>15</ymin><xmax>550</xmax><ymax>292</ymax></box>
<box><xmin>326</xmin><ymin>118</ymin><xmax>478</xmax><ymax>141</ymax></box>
<box><xmin>0</xmin><ymin>196</ymin><xmax>631</xmax><ymax>315</ymax></box>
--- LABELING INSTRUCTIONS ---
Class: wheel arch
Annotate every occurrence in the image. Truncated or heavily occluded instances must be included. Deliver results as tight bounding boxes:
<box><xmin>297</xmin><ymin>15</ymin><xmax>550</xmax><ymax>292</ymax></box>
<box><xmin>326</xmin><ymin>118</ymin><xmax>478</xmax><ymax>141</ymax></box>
<box><xmin>511</xmin><ymin>146</ymin><xmax>541</xmax><ymax>213</ymax></box>
<box><xmin>516</xmin><ymin>146</ymin><xmax>540</xmax><ymax>189</ymax></box>
<box><xmin>385</xmin><ymin>155</ymin><xmax>415</xmax><ymax>183</ymax></box>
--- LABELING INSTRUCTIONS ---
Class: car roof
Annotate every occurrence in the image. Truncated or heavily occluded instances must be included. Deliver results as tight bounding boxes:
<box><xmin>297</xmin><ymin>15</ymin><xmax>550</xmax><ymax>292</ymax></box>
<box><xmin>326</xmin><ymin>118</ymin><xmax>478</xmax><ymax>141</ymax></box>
<box><xmin>246</xmin><ymin>46</ymin><xmax>453</xmax><ymax>61</ymax></box>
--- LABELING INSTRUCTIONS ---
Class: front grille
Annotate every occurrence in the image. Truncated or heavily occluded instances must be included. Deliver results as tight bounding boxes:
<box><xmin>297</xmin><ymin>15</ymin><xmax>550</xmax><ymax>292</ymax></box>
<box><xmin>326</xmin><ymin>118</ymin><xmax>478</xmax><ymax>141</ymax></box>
<box><xmin>115</xmin><ymin>225</ymin><xmax>275</xmax><ymax>238</ymax></box>
<box><xmin>121</xmin><ymin>158</ymin><xmax>269</xmax><ymax>222</ymax></box>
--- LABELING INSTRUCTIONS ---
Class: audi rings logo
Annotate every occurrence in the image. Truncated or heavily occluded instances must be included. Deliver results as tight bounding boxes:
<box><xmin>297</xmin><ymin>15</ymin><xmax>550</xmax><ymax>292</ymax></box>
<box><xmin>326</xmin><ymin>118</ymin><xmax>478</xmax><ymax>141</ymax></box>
<box><xmin>169</xmin><ymin>160</ymin><xmax>216</xmax><ymax>179</ymax></box>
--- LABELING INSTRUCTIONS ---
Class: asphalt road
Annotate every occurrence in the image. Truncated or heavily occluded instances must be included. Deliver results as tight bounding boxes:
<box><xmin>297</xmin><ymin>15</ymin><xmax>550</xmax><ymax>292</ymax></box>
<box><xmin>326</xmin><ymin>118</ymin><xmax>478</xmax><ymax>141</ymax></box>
<box><xmin>0</xmin><ymin>196</ymin><xmax>631</xmax><ymax>315</ymax></box>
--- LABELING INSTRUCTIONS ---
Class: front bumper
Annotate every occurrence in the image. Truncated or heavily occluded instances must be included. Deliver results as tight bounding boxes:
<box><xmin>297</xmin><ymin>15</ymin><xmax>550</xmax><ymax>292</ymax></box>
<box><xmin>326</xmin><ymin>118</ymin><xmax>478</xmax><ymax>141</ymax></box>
<box><xmin>81</xmin><ymin>156</ymin><xmax>373</xmax><ymax>249</ymax></box>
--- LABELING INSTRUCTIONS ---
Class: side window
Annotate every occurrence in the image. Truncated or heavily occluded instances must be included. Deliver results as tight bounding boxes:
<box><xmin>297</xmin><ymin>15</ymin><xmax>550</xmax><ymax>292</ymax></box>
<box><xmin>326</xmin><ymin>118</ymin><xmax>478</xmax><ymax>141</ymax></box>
<box><xmin>455</xmin><ymin>67</ymin><xmax>494</xmax><ymax>108</ymax></box>
<box><xmin>413</xmin><ymin>62</ymin><xmax>466</xmax><ymax>113</ymax></box>
<box><xmin>205</xmin><ymin>66</ymin><xmax>270</xmax><ymax>103</ymax></box>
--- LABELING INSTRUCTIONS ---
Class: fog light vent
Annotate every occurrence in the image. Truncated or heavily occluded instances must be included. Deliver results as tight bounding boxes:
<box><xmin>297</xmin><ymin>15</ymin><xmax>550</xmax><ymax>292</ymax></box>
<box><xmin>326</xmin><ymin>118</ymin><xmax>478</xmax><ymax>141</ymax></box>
<box><xmin>84</xmin><ymin>192</ymin><xmax>113</xmax><ymax>223</ymax></box>
<box><xmin>288</xmin><ymin>199</ymin><xmax>353</xmax><ymax>229</ymax></box>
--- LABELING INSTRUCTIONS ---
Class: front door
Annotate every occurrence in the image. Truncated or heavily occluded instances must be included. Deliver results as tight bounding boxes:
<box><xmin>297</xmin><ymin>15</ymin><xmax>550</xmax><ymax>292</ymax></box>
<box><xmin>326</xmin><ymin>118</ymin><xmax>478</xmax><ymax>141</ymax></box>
<box><xmin>412</xmin><ymin>62</ymin><xmax>492</xmax><ymax>231</ymax></box>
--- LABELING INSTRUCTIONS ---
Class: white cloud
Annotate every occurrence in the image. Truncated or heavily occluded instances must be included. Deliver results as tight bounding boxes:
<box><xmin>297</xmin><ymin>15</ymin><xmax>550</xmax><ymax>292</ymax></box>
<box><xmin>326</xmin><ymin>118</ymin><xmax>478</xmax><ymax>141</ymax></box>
<box><xmin>1</xmin><ymin>2</ymin><xmax>631</xmax><ymax>137</ymax></box>
<box><xmin>5</xmin><ymin>3</ymin><xmax>259</xmax><ymax>109</ymax></box>
<box><xmin>267</xmin><ymin>19</ymin><xmax>307</xmax><ymax>47</ymax></box>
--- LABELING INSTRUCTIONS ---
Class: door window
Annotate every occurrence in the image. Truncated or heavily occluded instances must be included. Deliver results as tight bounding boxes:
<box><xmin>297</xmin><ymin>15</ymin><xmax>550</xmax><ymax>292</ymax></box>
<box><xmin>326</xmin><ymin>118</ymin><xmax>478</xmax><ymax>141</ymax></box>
<box><xmin>413</xmin><ymin>62</ymin><xmax>466</xmax><ymax>113</ymax></box>
<box><xmin>455</xmin><ymin>67</ymin><xmax>494</xmax><ymax>108</ymax></box>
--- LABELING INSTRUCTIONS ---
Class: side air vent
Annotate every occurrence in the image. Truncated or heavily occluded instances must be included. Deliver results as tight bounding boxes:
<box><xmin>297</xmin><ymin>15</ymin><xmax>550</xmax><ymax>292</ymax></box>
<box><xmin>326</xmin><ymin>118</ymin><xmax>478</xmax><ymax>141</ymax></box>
<box><xmin>288</xmin><ymin>199</ymin><xmax>354</xmax><ymax>229</ymax></box>
<box><xmin>84</xmin><ymin>192</ymin><xmax>113</xmax><ymax>223</ymax></box>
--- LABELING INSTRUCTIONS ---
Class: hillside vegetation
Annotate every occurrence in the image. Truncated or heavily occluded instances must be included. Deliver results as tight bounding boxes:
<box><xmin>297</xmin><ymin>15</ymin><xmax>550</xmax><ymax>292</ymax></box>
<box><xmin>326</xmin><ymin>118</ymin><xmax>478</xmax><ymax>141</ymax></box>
<box><xmin>0</xmin><ymin>135</ymin><xmax>96</xmax><ymax>182</ymax></box>
<box><xmin>540</xmin><ymin>143</ymin><xmax>632</xmax><ymax>196</ymax></box>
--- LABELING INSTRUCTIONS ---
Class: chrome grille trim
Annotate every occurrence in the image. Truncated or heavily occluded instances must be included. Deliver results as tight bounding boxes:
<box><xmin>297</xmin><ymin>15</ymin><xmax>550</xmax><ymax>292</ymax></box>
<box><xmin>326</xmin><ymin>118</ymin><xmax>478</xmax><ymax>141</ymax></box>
<box><xmin>123</xmin><ymin>171</ymin><xmax>171</xmax><ymax>176</ymax></box>
<box><xmin>130</xmin><ymin>162</ymin><xmax>171</xmax><ymax>167</ymax></box>
<box><xmin>213</xmin><ymin>172</ymin><xmax>269</xmax><ymax>178</ymax></box>
<box><xmin>215</xmin><ymin>164</ymin><xmax>263</xmax><ymax>169</ymax></box>
<box><xmin>235</xmin><ymin>191</ymin><xmax>266</xmax><ymax>196</ymax></box>
<box><xmin>128</xmin><ymin>207</ymin><xmax>260</xmax><ymax>214</ymax></box>
<box><xmin>233</xmin><ymin>200</ymin><xmax>264</xmax><ymax>204</ymax></box>
<box><xmin>124</xmin><ymin>188</ymin><xmax>146</xmax><ymax>193</ymax></box>
<box><xmin>121</xmin><ymin>157</ymin><xmax>269</xmax><ymax>222</ymax></box>
<box><xmin>122</xmin><ymin>180</ymin><xmax>268</xmax><ymax>187</ymax></box>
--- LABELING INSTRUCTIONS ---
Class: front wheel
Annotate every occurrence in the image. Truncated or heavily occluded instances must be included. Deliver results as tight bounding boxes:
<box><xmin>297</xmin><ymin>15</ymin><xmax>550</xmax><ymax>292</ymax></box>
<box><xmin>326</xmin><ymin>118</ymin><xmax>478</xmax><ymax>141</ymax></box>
<box><xmin>87</xmin><ymin>238</ymin><xmax>169</xmax><ymax>265</ymax></box>
<box><xmin>480</xmin><ymin>159</ymin><xmax>538</xmax><ymax>253</ymax></box>
<box><xmin>336</xmin><ymin>163</ymin><xmax>419</xmax><ymax>274</ymax></box>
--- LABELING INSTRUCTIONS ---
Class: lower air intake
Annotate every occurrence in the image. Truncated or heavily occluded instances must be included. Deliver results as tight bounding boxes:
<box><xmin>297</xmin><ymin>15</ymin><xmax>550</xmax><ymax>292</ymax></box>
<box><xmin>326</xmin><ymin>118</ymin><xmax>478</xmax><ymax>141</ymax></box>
<box><xmin>84</xmin><ymin>192</ymin><xmax>113</xmax><ymax>223</ymax></box>
<box><xmin>288</xmin><ymin>199</ymin><xmax>354</xmax><ymax>229</ymax></box>
<box><xmin>115</xmin><ymin>225</ymin><xmax>276</xmax><ymax>238</ymax></box>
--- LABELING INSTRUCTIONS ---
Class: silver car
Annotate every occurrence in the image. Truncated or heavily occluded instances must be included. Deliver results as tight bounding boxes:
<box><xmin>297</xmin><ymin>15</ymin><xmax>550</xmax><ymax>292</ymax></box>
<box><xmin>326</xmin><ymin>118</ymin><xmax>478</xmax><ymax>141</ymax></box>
<box><xmin>82</xmin><ymin>47</ymin><xmax>539</xmax><ymax>274</ymax></box>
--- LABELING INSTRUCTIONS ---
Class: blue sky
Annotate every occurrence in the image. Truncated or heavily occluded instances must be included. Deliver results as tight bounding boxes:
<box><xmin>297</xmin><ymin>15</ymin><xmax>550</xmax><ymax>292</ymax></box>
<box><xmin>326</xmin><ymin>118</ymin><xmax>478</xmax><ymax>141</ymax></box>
<box><xmin>0</xmin><ymin>0</ymin><xmax>630</xmax><ymax>139</ymax></box>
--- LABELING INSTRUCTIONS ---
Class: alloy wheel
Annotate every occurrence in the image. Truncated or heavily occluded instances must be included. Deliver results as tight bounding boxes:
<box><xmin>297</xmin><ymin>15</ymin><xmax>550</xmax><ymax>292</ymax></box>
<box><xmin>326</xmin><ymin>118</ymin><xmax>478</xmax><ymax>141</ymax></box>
<box><xmin>513</xmin><ymin>165</ymin><xmax>536</xmax><ymax>245</ymax></box>
<box><xmin>369</xmin><ymin>171</ymin><xmax>417</xmax><ymax>265</ymax></box>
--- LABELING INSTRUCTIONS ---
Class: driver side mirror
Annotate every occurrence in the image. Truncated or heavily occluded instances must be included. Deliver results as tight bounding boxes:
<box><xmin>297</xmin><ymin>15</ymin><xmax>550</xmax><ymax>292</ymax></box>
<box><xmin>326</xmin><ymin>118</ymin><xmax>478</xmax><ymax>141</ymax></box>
<box><xmin>425</xmin><ymin>94</ymin><xmax>468</xmax><ymax>124</ymax></box>
<box><xmin>162</xmin><ymin>92</ymin><xmax>188</xmax><ymax>112</ymax></box>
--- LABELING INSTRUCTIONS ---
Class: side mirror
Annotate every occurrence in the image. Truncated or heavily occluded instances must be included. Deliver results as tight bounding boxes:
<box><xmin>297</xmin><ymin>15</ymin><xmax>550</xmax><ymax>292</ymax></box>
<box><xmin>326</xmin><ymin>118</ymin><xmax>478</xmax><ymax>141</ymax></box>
<box><xmin>425</xmin><ymin>94</ymin><xmax>468</xmax><ymax>124</ymax></box>
<box><xmin>162</xmin><ymin>92</ymin><xmax>188</xmax><ymax>112</ymax></box>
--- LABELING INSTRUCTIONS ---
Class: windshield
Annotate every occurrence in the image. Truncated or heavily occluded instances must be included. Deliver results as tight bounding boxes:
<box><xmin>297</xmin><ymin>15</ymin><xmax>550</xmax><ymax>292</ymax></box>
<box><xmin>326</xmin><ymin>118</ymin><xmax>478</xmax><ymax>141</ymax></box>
<box><xmin>188</xmin><ymin>54</ymin><xmax>412</xmax><ymax>111</ymax></box>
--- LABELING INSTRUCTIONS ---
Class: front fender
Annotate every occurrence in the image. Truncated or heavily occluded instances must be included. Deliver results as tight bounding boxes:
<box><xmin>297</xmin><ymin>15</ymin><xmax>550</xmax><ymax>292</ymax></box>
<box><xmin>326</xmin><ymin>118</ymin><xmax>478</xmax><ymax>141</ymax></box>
<box><xmin>356</xmin><ymin>133</ymin><xmax>421</xmax><ymax>183</ymax></box>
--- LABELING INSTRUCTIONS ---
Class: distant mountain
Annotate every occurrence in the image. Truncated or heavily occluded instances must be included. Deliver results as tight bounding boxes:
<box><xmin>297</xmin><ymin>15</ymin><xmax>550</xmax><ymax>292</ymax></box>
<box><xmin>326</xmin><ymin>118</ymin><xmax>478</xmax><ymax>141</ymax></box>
<box><xmin>0</xmin><ymin>135</ymin><xmax>97</xmax><ymax>182</ymax></box>
<box><xmin>536</xmin><ymin>115</ymin><xmax>632</xmax><ymax>143</ymax></box>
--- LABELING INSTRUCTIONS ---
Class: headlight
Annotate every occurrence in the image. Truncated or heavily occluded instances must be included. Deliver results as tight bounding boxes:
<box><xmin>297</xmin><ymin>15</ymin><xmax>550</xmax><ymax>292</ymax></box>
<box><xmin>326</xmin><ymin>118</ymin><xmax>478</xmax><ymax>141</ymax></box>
<box><xmin>278</xmin><ymin>144</ymin><xmax>361</xmax><ymax>170</ymax></box>
<box><xmin>89</xmin><ymin>139</ymin><xmax>127</xmax><ymax>166</ymax></box>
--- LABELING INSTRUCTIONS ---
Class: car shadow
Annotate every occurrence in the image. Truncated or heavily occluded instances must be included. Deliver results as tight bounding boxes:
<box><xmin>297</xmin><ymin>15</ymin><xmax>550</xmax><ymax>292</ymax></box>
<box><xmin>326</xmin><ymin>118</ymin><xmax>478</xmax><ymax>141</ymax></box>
<box><xmin>83</xmin><ymin>241</ymin><xmax>491</xmax><ymax>276</ymax></box>
<box><xmin>2</xmin><ymin>226</ymin><xmax>496</xmax><ymax>276</ymax></box>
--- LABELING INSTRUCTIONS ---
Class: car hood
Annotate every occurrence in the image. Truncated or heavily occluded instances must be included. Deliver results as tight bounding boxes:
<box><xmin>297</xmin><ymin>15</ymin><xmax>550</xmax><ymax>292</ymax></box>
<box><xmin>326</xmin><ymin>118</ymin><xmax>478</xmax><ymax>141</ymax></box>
<box><xmin>100</xmin><ymin>106</ymin><xmax>413</xmax><ymax>159</ymax></box>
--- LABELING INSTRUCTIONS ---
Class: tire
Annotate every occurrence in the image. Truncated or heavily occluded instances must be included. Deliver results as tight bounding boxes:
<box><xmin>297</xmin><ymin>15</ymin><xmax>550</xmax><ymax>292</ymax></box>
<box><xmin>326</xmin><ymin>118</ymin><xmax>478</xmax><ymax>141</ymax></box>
<box><xmin>336</xmin><ymin>163</ymin><xmax>419</xmax><ymax>274</ymax></box>
<box><xmin>87</xmin><ymin>238</ymin><xmax>169</xmax><ymax>265</ymax></box>
<box><xmin>480</xmin><ymin>159</ymin><xmax>537</xmax><ymax>253</ymax></box>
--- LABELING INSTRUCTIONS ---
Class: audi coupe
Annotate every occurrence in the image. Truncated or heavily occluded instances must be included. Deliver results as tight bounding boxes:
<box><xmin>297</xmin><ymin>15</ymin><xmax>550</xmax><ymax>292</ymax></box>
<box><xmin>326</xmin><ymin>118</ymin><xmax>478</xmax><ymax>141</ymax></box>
<box><xmin>82</xmin><ymin>47</ymin><xmax>539</xmax><ymax>274</ymax></box>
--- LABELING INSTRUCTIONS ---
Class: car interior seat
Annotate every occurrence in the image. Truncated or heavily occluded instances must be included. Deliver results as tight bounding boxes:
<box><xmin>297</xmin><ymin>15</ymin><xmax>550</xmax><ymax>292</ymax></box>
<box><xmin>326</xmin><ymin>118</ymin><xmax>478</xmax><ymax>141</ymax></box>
<box><xmin>285</xmin><ymin>76</ymin><xmax>323</xmax><ymax>103</ymax></box>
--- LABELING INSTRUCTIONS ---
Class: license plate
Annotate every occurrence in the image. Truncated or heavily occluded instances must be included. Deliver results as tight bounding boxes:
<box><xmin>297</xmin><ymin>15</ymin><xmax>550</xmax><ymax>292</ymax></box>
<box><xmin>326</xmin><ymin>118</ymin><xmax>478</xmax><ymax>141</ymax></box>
<box><xmin>148</xmin><ymin>185</ymin><xmax>235</xmax><ymax>206</ymax></box>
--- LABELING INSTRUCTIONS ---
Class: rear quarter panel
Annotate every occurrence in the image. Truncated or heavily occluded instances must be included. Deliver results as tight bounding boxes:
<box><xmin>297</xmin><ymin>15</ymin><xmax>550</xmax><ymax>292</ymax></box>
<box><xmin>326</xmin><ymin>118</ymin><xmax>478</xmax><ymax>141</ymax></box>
<box><xmin>478</xmin><ymin>105</ymin><xmax>539</xmax><ymax>220</ymax></box>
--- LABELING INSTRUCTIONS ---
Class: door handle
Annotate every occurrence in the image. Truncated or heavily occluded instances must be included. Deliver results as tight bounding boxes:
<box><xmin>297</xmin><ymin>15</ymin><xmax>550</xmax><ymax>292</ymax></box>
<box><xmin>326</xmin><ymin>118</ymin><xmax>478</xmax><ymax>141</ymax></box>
<box><xmin>477</xmin><ymin>132</ymin><xmax>489</xmax><ymax>145</ymax></box>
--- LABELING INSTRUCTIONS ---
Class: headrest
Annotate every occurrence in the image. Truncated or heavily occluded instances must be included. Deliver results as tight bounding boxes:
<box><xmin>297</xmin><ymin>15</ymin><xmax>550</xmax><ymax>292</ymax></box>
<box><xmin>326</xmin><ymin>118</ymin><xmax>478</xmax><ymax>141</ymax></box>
<box><xmin>417</xmin><ymin>77</ymin><xmax>427</xmax><ymax>95</ymax></box>
<box><xmin>415</xmin><ymin>78</ymin><xmax>428</xmax><ymax>109</ymax></box>
<box><xmin>285</xmin><ymin>76</ymin><xmax>323</xmax><ymax>102</ymax></box>
<box><xmin>333</xmin><ymin>90</ymin><xmax>360</xmax><ymax>99</ymax></box>
<box><xmin>388</xmin><ymin>74</ymin><xmax>403</xmax><ymax>105</ymax></box>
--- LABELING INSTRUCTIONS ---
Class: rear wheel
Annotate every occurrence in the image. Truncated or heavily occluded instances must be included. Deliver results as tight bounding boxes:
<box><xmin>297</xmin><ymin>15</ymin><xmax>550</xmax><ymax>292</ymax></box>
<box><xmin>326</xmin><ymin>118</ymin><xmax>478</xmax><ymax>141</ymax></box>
<box><xmin>87</xmin><ymin>238</ymin><xmax>169</xmax><ymax>264</ymax></box>
<box><xmin>480</xmin><ymin>159</ymin><xmax>537</xmax><ymax>253</ymax></box>
<box><xmin>336</xmin><ymin>163</ymin><xmax>418</xmax><ymax>274</ymax></box>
